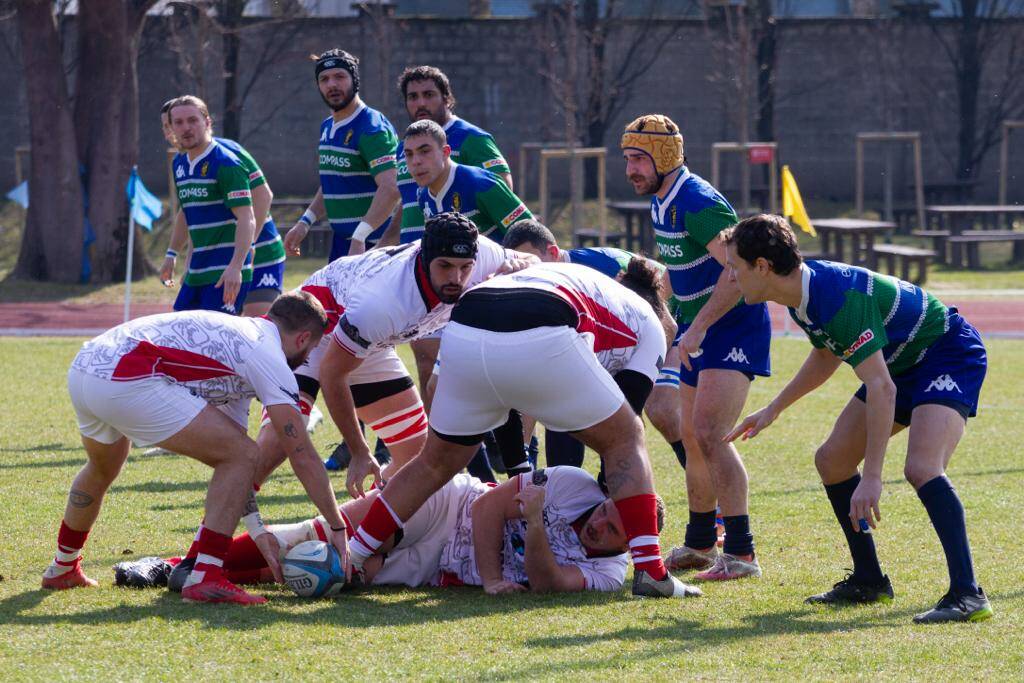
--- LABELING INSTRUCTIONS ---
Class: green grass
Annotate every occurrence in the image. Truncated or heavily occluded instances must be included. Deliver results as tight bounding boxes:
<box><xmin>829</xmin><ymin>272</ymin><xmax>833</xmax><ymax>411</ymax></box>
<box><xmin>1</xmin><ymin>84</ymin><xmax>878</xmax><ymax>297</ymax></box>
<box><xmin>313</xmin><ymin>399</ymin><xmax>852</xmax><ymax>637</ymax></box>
<box><xmin>1</xmin><ymin>338</ymin><xmax>1022</xmax><ymax>680</ymax></box>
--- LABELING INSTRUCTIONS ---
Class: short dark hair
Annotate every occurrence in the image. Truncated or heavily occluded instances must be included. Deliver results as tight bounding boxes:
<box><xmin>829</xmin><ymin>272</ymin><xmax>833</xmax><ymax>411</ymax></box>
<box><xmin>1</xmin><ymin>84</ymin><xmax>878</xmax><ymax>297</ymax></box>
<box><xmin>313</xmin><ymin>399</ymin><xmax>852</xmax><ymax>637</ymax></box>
<box><xmin>404</xmin><ymin>119</ymin><xmax>447</xmax><ymax>148</ymax></box>
<box><xmin>502</xmin><ymin>219</ymin><xmax>556</xmax><ymax>251</ymax></box>
<box><xmin>398</xmin><ymin>65</ymin><xmax>456</xmax><ymax>110</ymax></box>
<box><xmin>724</xmin><ymin>213</ymin><xmax>802</xmax><ymax>276</ymax></box>
<box><xmin>268</xmin><ymin>290</ymin><xmax>329</xmax><ymax>337</ymax></box>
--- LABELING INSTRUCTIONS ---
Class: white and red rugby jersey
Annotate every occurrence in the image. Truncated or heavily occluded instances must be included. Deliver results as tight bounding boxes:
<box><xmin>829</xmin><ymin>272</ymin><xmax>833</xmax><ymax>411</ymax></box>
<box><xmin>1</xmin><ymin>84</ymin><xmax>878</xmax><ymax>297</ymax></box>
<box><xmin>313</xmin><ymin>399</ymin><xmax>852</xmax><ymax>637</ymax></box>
<box><xmin>71</xmin><ymin>311</ymin><xmax>301</xmax><ymax>419</ymax></box>
<box><xmin>299</xmin><ymin>238</ymin><xmax>512</xmax><ymax>359</ymax></box>
<box><xmin>459</xmin><ymin>261</ymin><xmax>667</xmax><ymax>380</ymax></box>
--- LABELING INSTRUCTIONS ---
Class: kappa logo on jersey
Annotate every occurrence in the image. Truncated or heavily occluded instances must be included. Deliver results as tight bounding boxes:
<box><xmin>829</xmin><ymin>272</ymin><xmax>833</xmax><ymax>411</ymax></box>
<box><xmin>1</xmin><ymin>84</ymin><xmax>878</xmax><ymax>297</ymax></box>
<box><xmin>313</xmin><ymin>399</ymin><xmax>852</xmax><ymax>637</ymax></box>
<box><xmin>200</xmin><ymin>162</ymin><xmax>209</xmax><ymax>177</ymax></box>
<box><xmin>501</xmin><ymin>204</ymin><xmax>527</xmax><ymax>228</ymax></box>
<box><xmin>482</xmin><ymin>158</ymin><xmax>506</xmax><ymax>169</ymax></box>
<box><xmin>423</xmin><ymin>206</ymin><xmax>433</xmax><ymax>219</ymax></box>
<box><xmin>256</xmin><ymin>273</ymin><xmax>279</xmax><ymax>288</ymax></box>
<box><xmin>722</xmin><ymin>347</ymin><xmax>749</xmax><ymax>364</ymax></box>
<box><xmin>175</xmin><ymin>166</ymin><xmax>185</xmax><ymax>179</ymax></box>
<box><xmin>842</xmin><ymin>329</ymin><xmax>875</xmax><ymax>359</ymax></box>
<box><xmin>925</xmin><ymin>374</ymin><xmax>961</xmax><ymax>393</ymax></box>
<box><xmin>320</xmin><ymin>129</ymin><xmax>328</xmax><ymax>143</ymax></box>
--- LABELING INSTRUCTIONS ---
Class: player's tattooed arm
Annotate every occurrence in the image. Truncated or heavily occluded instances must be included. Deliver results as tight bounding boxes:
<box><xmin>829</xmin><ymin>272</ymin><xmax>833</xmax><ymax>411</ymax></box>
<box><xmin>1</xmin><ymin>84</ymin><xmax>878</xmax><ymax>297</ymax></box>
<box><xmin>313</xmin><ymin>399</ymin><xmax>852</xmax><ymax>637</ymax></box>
<box><xmin>68</xmin><ymin>488</ymin><xmax>94</xmax><ymax>508</ymax></box>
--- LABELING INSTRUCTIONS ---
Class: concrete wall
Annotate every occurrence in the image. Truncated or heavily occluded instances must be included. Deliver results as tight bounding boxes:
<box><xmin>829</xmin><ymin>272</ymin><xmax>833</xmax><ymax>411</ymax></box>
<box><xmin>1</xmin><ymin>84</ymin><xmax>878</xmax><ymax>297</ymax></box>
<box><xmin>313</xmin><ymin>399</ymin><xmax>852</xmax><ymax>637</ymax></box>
<box><xmin>2</xmin><ymin>14</ymin><xmax>1022</xmax><ymax>205</ymax></box>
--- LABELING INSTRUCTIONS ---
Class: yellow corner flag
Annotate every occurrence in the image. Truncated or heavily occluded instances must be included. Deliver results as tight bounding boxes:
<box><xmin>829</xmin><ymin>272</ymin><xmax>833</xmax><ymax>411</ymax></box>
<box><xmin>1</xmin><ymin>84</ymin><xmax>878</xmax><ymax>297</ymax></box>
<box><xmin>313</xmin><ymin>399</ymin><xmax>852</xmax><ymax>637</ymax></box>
<box><xmin>781</xmin><ymin>165</ymin><xmax>816</xmax><ymax>236</ymax></box>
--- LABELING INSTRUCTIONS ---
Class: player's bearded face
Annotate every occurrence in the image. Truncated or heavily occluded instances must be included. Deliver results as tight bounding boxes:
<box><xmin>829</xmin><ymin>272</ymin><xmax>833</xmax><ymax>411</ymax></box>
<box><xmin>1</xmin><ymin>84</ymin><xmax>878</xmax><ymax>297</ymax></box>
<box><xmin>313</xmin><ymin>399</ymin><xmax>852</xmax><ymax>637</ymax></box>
<box><xmin>285</xmin><ymin>333</ymin><xmax>320</xmax><ymax>370</ymax></box>
<box><xmin>624</xmin><ymin>153</ymin><xmax>660</xmax><ymax>195</ymax></box>
<box><xmin>170</xmin><ymin>106</ymin><xmax>211</xmax><ymax>151</ymax></box>
<box><xmin>318</xmin><ymin>69</ymin><xmax>355</xmax><ymax>112</ymax></box>
<box><xmin>580</xmin><ymin>499</ymin><xmax>628</xmax><ymax>553</ymax></box>
<box><xmin>405</xmin><ymin>80</ymin><xmax>447</xmax><ymax>124</ymax></box>
<box><xmin>429</xmin><ymin>257</ymin><xmax>475</xmax><ymax>304</ymax></box>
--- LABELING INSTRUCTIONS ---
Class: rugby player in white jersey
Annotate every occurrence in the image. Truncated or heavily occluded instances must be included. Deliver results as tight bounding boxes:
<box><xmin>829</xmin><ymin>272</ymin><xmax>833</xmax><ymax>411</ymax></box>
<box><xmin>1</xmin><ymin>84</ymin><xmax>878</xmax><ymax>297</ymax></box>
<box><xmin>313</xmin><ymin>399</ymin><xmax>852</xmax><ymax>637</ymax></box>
<box><xmin>42</xmin><ymin>292</ymin><xmax>350</xmax><ymax>604</ymax></box>
<box><xmin>140</xmin><ymin>467</ymin><xmax>652</xmax><ymax>594</ymax></box>
<box><xmin>347</xmin><ymin>261</ymin><xmax>702</xmax><ymax>599</ymax></box>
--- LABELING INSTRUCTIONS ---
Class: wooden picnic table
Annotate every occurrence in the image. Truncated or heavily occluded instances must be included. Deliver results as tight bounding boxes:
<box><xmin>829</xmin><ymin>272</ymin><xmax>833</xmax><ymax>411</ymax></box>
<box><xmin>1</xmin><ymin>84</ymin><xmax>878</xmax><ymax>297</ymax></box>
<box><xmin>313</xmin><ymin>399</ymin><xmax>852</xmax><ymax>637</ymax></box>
<box><xmin>606</xmin><ymin>200</ymin><xmax>656</xmax><ymax>255</ymax></box>
<box><xmin>923</xmin><ymin>205</ymin><xmax>1024</xmax><ymax>266</ymax></box>
<box><xmin>812</xmin><ymin>218</ymin><xmax>896</xmax><ymax>270</ymax></box>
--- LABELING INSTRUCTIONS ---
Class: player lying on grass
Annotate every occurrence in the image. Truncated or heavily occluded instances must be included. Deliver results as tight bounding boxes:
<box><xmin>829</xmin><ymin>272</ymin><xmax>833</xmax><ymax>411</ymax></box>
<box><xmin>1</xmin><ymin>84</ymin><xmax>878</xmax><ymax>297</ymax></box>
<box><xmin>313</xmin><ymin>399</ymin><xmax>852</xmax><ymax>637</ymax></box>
<box><xmin>346</xmin><ymin>260</ymin><xmax>702</xmax><ymax>599</ymax></box>
<box><xmin>44</xmin><ymin>292</ymin><xmax>349</xmax><ymax>605</ymax></box>
<box><xmin>724</xmin><ymin>214</ymin><xmax>992</xmax><ymax>624</ymax></box>
<box><xmin>121</xmin><ymin>467</ymin><xmax>651</xmax><ymax>594</ymax></box>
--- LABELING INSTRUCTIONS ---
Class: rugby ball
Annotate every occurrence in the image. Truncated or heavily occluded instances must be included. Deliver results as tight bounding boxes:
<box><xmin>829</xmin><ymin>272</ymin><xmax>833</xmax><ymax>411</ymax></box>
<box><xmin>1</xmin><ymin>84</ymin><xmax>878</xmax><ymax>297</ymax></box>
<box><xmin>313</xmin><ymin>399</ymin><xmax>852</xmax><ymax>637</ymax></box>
<box><xmin>281</xmin><ymin>540</ymin><xmax>347</xmax><ymax>598</ymax></box>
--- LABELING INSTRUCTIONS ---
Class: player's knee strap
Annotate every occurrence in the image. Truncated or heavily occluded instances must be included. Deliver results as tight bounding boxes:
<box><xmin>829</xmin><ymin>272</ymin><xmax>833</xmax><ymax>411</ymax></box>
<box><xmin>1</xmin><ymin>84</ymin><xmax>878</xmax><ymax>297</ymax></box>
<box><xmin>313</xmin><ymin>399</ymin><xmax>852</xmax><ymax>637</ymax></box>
<box><xmin>370</xmin><ymin>402</ymin><xmax>428</xmax><ymax>446</ymax></box>
<box><xmin>261</xmin><ymin>396</ymin><xmax>314</xmax><ymax>429</ymax></box>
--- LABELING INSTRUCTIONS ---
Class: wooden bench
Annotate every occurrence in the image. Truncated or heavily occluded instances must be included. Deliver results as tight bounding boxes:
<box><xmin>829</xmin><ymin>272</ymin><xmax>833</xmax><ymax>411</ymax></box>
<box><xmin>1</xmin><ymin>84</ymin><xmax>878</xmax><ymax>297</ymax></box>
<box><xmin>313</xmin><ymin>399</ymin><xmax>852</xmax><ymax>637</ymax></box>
<box><xmin>872</xmin><ymin>244</ymin><xmax>936</xmax><ymax>284</ymax></box>
<box><xmin>574</xmin><ymin>228</ymin><xmax>626</xmax><ymax>248</ymax></box>
<box><xmin>947</xmin><ymin>231</ymin><xmax>1024</xmax><ymax>268</ymax></box>
<box><xmin>911</xmin><ymin>229</ymin><xmax>951</xmax><ymax>262</ymax></box>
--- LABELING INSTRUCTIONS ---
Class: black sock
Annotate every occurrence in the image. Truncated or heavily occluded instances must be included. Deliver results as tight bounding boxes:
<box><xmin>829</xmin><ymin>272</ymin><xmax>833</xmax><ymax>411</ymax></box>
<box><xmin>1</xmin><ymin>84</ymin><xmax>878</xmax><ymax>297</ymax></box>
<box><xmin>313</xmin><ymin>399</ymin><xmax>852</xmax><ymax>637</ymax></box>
<box><xmin>527</xmin><ymin>436</ymin><xmax>539</xmax><ymax>468</ymax></box>
<box><xmin>493</xmin><ymin>411</ymin><xmax>530</xmax><ymax>475</ymax></box>
<box><xmin>824</xmin><ymin>475</ymin><xmax>884</xmax><ymax>583</ymax></box>
<box><xmin>465</xmin><ymin>445</ymin><xmax>497</xmax><ymax>484</ymax></box>
<box><xmin>545</xmin><ymin>429</ymin><xmax>585</xmax><ymax>467</ymax></box>
<box><xmin>917</xmin><ymin>475</ymin><xmax>979</xmax><ymax>595</ymax></box>
<box><xmin>670</xmin><ymin>440</ymin><xmax>686</xmax><ymax>469</ymax></box>
<box><xmin>722</xmin><ymin>515</ymin><xmax>754</xmax><ymax>557</ymax></box>
<box><xmin>684</xmin><ymin>509</ymin><xmax>717</xmax><ymax>550</ymax></box>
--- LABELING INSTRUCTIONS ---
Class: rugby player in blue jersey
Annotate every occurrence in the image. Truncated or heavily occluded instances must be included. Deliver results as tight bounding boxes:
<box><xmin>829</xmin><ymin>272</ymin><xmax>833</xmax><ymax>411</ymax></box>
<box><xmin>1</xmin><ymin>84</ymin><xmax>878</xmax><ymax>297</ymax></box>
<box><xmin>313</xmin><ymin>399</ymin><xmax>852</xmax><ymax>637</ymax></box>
<box><xmin>725</xmin><ymin>214</ymin><xmax>992</xmax><ymax>624</ymax></box>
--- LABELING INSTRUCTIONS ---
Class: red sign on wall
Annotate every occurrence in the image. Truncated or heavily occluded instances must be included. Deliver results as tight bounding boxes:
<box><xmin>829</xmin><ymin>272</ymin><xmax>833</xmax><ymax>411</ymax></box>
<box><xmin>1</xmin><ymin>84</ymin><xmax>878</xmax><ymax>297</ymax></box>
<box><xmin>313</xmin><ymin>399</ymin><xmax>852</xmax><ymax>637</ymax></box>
<box><xmin>748</xmin><ymin>146</ymin><xmax>775</xmax><ymax>165</ymax></box>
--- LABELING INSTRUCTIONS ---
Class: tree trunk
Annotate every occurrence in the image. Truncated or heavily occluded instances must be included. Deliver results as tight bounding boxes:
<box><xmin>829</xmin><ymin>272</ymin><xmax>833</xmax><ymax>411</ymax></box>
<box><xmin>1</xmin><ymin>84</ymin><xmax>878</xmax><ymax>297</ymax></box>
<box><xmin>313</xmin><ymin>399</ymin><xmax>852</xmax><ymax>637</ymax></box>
<box><xmin>220</xmin><ymin>0</ymin><xmax>245</xmax><ymax>141</ymax></box>
<box><xmin>13</xmin><ymin>0</ymin><xmax>84</xmax><ymax>283</ymax></box>
<box><xmin>955</xmin><ymin>1</ymin><xmax>982</xmax><ymax>180</ymax></box>
<box><xmin>74</xmin><ymin>1</ymin><xmax>155</xmax><ymax>282</ymax></box>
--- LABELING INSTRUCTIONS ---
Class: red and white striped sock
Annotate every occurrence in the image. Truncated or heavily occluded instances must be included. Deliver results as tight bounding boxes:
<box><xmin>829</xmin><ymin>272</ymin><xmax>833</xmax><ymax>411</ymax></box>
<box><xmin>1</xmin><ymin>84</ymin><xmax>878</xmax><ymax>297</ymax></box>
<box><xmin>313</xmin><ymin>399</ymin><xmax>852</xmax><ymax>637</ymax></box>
<box><xmin>370</xmin><ymin>404</ymin><xmax>428</xmax><ymax>448</ymax></box>
<box><xmin>349</xmin><ymin>496</ymin><xmax>403</xmax><ymax>570</ymax></box>
<box><xmin>181</xmin><ymin>525</ymin><xmax>232</xmax><ymax>589</ymax></box>
<box><xmin>44</xmin><ymin>521</ymin><xmax>89</xmax><ymax>578</ymax></box>
<box><xmin>615</xmin><ymin>494</ymin><xmax>668</xmax><ymax>581</ymax></box>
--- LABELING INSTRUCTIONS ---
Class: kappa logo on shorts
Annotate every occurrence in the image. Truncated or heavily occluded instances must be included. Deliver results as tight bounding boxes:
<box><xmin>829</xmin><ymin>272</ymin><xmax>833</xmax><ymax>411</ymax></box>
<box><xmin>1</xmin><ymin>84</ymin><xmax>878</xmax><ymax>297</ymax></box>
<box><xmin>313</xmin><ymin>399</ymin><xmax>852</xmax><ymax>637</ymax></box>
<box><xmin>722</xmin><ymin>347</ymin><xmax>749</xmax><ymax>364</ymax></box>
<box><xmin>925</xmin><ymin>374</ymin><xmax>961</xmax><ymax>393</ymax></box>
<box><xmin>256</xmin><ymin>273</ymin><xmax>279</xmax><ymax>288</ymax></box>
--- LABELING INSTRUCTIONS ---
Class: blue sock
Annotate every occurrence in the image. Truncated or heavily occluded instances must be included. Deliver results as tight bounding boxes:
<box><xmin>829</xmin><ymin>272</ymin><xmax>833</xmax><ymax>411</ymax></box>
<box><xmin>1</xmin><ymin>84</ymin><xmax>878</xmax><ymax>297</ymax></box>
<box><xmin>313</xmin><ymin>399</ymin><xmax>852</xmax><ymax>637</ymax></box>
<box><xmin>917</xmin><ymin>475</ymin><xmax>979</xmax><ymax>595</ymax></box>
<box><xmin>722</xmin><ymin>515</ymin><xmax>754</xmax><ymax>557</ymax></box>
<box><xmin>527</xmin><ymin>436</ymin><xmax>539</xmax><ymax>468</ymax></box>
<box><xmin>670</xmin><ymin>440</ymin><xmax>686</xmax><ymax>469</ymax></box>
<box><xmin>465</xmin><ymin>445</ymin><xmax>496</xmax><ymax>484</ymax></box>
<box><xmin>684</xmin><ymin>509</ymin><xmax>717</xmax><ymax>550</ymax></box>
<box><xmin>824</xmin><ymin>475</ymin><xmax>884</xmax><ymax>583</ymax></box>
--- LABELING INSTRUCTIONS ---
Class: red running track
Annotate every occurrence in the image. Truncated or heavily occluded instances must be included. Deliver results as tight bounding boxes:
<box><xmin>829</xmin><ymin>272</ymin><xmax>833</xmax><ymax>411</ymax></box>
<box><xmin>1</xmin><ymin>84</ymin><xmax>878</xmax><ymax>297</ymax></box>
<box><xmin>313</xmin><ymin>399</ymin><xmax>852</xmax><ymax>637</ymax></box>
<box><xmin>0</xmin><ymin>298</ymin><xmax>1022</xmax><ymax>336</ymax></box>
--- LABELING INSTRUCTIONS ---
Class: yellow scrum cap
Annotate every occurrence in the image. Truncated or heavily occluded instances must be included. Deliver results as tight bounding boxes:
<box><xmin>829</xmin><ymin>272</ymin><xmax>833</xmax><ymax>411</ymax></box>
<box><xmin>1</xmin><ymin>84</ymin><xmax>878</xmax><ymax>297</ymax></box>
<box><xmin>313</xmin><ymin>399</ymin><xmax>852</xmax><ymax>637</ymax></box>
<box><xmin>621</xmin><ymin>114</ymin><xmax>684</xmax><ymax>177</ymax></box>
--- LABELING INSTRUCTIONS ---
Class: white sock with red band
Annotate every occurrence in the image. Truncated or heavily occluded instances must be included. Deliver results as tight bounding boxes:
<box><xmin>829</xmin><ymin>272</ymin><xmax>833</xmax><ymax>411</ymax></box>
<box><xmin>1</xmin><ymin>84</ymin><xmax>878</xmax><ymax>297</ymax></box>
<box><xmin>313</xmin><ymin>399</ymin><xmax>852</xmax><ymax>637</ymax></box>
<box><xmin>44</xmin><ymin>521</ymin><xmax>89</xmax><ymax>578</ymax></box>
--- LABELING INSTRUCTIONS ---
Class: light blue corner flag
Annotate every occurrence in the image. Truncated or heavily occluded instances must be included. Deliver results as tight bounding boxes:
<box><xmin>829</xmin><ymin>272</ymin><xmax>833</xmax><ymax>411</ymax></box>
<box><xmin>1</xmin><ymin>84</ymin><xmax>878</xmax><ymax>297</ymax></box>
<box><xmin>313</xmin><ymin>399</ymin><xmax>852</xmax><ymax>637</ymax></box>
<box><xmin>126</xmin><ymin>166</ymin><xmax>163</xmax><ymax>231</ymax></box>
<box><xmin>6</xmin><ymin>180</ymin><xmax>29</xmax><ymax>208</ymax></box>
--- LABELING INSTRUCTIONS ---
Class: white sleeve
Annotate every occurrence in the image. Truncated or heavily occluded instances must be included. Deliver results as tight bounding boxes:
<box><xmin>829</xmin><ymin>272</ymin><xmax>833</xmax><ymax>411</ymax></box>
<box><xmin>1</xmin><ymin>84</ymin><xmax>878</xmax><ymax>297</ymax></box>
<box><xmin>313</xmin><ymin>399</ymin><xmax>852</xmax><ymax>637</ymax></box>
<box><xmin>330</xmin><ymin>301</ymin><xmax>399</xmax><ymax>359</ymax></box>
<box><xmin>578</xmin><ymin>556</ymin><xmax>628</xmax><ymax>591</ymax></box>
<box><xmin>240</xmin><ymin>342</ymin><xmax>302</xmax><ymax>411</ymax></box>
<box><xmin>622</xmin><ymin>310</ymin><xmax>667</xmax><ymax>382</ymax></box>
<box><xmin>466</xmin><ymin>236</ymin><xmax>512</xmax><ymax>288</ymax></box>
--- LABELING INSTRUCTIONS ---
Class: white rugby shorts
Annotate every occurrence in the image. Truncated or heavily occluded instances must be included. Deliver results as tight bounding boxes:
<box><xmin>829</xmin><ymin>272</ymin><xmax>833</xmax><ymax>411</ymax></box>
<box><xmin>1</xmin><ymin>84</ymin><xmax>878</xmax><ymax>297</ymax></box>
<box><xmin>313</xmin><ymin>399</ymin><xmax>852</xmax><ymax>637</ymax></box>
<box><xmin>296</xmin><ymin>335</ymin><xmax>410</xmax><ymax>389</ymax></box>
<box><xmin>429</xmin><ymin>322</ymin><xmax>625</xmax><ymax>436</ymax></box>
<box><xmin>67</xmin><ymin>368</ymin><xmax>208</xmax><ymax>447</ymax></box>
<box><xmin>370</xmin><ymin>473</ymin><xmax>485</xmax><ymax>587</ymax></box>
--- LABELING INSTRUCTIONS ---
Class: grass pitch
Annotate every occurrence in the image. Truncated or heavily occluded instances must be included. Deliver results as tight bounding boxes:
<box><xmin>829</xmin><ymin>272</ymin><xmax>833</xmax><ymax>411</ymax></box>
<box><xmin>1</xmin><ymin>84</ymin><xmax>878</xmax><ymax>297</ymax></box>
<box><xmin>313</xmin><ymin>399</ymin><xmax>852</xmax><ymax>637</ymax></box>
<box><xmin>1</xmin><ymin>337</ymin><xmax>1022</xmax><ymax>680</ymax></box>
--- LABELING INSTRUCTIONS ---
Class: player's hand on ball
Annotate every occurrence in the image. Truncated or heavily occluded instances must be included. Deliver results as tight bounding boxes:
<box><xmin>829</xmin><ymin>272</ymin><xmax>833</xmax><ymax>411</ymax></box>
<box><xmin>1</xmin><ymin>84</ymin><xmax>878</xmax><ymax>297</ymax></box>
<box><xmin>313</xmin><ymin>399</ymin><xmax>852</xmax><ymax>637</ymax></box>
<box><xmin>495</xmin><ymin>254</ymin><xmax>539</xmax><ymax>276</ymax></box>
<box><xmin>514</xmin><ymin>483</ymin><xmax>546</xmax><ymax>522</ymax></box>
<box><xmin>252</xmin><ymin>531</ymin><xmax>285</xmax><ymax>583</ymax></box>
<box><xmin>329</xmin><ymin>528</ymin><xmax>352</xmax><ymax>583</ymax></box>
<box><xmin>346</xmin><ymin>449</ymin><xmax>382</xmax><ymax>499</ymax></box>
<box><xmin>284</xmin><ymin>223</ymin><xmax>308</xmax><ymax>256</ymax></box>
<box><xmin>678</xmin><ymin>326</ymin><xmax>706</xmax><ymax>371</ymax></box>
<box><xmin>484</xmin><ymin>579</ymin><xmax>527</xmax><ymax>595</ymax></box>
<box><xmin>849</xmin><ymin>476</ymin><xmax>883</xmax><ymax>532</ymax></box>
<box><xmin>725</xmin><ymin>404</ymin><xmax>778</xmax><ymax>442</ymax></box>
